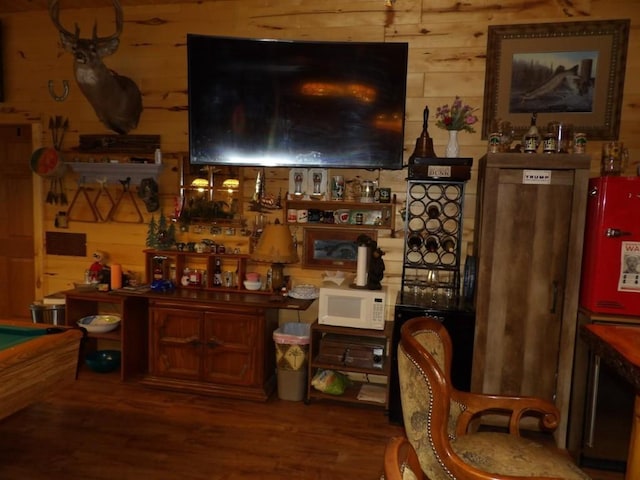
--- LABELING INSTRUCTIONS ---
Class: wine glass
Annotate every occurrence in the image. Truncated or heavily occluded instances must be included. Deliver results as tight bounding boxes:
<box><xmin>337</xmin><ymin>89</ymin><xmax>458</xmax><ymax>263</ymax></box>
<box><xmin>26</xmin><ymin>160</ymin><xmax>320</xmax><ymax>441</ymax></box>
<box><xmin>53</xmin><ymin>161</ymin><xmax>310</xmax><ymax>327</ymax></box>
<box><xmin>426</xmin><ymin>269</ymin><xmax>438</xmax><ymax>306</ymax></box>
<box><xmin>312</xmin><ymin>172</ymin><xmax>322</xmax><ymax>194</ymax></box>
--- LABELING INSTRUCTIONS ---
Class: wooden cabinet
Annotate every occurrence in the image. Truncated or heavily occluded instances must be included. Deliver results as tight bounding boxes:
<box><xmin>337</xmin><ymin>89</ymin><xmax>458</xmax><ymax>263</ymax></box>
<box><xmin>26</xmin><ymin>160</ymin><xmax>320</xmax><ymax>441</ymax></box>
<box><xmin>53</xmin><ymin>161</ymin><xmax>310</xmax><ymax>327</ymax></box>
<box><xmin>307</xmin><ymin>321</ymin><xmax>392</xmax><ymax>408</ymax></box>
<box><xmin>145</xmin><ymin>297</ymin><xmax>279</xmax><ymax>401</ymax></box>
<box><xmin>472</xmin><ymin>153</ymin><xmax>590</xmax><ymax>448</ymax></box>
<box><xmin>64</xmin><ymin>289</ymin><xmax>149</xmax><ymax>380</ymax></box>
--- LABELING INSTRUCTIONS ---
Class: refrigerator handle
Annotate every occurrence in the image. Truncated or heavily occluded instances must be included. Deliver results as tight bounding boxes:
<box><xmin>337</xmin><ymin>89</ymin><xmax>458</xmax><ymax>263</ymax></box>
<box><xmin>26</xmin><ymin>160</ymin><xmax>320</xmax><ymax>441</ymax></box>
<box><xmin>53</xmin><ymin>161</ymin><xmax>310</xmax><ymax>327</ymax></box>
<box><xmin>606</xmin><ymin>228</ymin><xmax>632</xmax><ymax>238</ymax></box>
<box><xmin>585</xmin><ymin>355</ymin><xmax>601</xmax><ymax>448</ymax></box>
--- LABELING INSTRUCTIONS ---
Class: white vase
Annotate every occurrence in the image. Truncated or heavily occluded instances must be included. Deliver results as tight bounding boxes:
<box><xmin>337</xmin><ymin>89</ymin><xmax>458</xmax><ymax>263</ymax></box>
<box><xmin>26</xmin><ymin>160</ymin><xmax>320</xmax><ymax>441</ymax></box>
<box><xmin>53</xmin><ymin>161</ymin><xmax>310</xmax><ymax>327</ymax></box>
<box><xmin>445</xmin><ymin>130</ymin><xmax>460</xmax><ymax>158</ymax></box>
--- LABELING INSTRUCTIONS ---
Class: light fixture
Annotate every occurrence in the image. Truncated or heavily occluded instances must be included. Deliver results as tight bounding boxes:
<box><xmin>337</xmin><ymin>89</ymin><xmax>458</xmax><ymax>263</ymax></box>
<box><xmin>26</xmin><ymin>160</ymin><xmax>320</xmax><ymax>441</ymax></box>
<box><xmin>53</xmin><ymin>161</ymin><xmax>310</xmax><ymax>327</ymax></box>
<box><xmin>222</xmin><ymin>178</ymin><xmax>239</xmax><ymax>190</ymax></box>
<box><xmin>250</xmin><ymin>219</ymin><xmax>299</xmax><ymax>292</ymax></box>
<box><xmin>190</xmin><ymin>177</ymin><xmax>210</xmax><ymax>193</ymax></box>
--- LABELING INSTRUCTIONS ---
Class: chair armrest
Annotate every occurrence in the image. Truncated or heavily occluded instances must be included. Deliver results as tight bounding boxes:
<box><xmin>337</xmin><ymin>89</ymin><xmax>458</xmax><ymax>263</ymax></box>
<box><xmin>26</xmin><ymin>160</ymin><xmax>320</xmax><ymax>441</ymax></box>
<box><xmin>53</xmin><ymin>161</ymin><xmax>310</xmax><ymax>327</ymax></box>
<box><xmin>453</xmin><ymin>390</ymin><xmax>560</xmax><ymax>437</ymax></box>
<box><xmin>383</xmin><ymin>436</ymin><xmax>425</xmax><ymax>480</ymax></box>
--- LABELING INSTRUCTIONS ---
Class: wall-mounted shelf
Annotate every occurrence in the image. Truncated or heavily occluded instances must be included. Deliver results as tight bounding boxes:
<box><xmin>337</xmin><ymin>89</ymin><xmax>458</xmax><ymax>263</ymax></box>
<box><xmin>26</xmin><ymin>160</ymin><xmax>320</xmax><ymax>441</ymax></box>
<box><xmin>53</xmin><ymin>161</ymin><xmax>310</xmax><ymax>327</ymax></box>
<box><xmin>283</xmin><ymin>196</ymin><xmax>396</xmax><ymax>237</ymax></box>
<box><xmin>67</xmin><ymin>162</ymin><xmax>163</xmax><ymax>185</ymax></box>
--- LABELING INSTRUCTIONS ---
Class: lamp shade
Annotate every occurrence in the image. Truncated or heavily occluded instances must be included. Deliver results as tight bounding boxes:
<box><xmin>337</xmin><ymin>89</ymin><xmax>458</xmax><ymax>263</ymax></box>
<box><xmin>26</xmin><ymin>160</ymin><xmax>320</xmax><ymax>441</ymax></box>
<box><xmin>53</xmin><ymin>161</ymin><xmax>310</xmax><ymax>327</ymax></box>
<box><xmin>251</xmin><ymin>221</ymin><xmax>299</xmax><ymax>264</ymax></box>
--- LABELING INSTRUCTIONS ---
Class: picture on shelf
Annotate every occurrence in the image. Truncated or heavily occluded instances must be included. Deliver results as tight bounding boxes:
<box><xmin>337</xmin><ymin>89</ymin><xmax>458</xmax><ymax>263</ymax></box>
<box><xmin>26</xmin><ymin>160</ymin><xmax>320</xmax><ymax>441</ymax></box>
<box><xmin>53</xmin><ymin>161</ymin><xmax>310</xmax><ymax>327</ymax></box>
<box><xmin>303</xmin><ymin>228</ymin><xmax>377</xmax><ymax>269</ymax></box>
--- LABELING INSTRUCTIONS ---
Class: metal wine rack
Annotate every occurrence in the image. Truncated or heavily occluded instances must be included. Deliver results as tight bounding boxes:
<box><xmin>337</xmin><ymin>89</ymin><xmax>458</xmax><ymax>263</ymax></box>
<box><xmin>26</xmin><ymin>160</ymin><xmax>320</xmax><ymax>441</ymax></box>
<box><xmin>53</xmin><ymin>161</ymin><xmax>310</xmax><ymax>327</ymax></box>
<box><xmin>400</xmin><ymin>158</ymin><xmax>472</xmax><ymax>308</ymax></box>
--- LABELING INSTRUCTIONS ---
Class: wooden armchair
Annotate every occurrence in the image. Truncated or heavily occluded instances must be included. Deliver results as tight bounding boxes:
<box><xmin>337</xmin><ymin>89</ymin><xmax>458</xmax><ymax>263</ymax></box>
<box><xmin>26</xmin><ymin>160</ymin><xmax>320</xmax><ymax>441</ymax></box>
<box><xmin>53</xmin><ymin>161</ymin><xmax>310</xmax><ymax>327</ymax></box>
<box><xmin>395</xmin><ymin>316</ymin><xmax>591</xmax><ymax>480</ymax></box>
<box><xmin>384</xmin><ymin>436</ymin><xmax>424</xmax><ymax>480</ymax></box>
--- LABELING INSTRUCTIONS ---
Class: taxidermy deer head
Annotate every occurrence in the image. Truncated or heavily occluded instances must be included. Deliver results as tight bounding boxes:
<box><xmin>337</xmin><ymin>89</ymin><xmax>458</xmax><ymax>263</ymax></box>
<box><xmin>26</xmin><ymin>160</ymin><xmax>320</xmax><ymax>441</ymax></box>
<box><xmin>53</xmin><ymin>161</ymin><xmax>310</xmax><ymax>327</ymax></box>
<box><xmin>49</xmin><ymin>0</ymin><xmax>143</xmax><ymax>134</ymax></box>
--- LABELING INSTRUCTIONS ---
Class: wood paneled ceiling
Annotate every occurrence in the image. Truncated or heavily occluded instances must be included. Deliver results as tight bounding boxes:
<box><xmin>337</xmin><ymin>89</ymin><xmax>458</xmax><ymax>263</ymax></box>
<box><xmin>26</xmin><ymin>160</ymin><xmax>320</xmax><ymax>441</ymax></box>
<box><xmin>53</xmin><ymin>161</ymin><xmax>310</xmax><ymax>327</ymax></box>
<box><xmin>0</xmin><ymin>1</ymin><xmax>202</xmax><ymax>14</ymax></box>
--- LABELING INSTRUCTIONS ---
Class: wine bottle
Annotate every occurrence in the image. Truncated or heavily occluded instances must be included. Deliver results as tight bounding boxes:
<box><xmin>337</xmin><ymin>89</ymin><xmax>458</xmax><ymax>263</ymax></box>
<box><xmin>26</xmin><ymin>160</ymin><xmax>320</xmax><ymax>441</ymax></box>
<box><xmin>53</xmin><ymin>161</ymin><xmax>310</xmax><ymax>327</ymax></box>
<box><xmin>425</xmin><ymin>236</ymin><xmax>439</xmax><ymax>253</ymax></box>
<box><xmin>407</xmin><ymin>233</ymin><xmax>423</xmax><ymax>251</ymax></box>
<box><xmin>426</xmin><ymin>204</ymin><xmax>440</xmax><ymax>219</ymax></box>
<box><xmin>441</xmin><ymin>237</ymin><xmax>456</xmax><ymax>253</ymax></box>
<box><xmin>213</xmin><ymin>258</ymin><xmax>223</xmax><ymax>287</ymax></box>
<box><xmin>523</xmin><ymin>113</ymin><xmax>540</xmax><ymax>153</ymax></box>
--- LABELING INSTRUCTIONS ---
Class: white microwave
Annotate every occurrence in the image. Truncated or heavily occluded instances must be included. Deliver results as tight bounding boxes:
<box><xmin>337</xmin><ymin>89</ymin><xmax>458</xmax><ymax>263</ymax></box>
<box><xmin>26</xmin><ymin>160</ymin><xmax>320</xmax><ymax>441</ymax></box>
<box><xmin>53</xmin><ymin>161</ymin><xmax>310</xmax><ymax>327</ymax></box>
<box><xmin>318</xmin><ymin>286</ymin><xmax>386</xmax><ymax>330</ymax></box>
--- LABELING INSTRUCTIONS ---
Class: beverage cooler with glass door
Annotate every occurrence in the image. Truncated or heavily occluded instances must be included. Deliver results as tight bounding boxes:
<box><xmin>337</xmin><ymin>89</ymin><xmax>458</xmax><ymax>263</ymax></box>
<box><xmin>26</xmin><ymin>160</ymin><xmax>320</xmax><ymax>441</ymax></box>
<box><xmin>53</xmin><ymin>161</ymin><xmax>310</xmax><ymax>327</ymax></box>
<box><xmin>578</xmin><ymin>175</ymin><xmax>640</xmax><ymax>471</ymax></box>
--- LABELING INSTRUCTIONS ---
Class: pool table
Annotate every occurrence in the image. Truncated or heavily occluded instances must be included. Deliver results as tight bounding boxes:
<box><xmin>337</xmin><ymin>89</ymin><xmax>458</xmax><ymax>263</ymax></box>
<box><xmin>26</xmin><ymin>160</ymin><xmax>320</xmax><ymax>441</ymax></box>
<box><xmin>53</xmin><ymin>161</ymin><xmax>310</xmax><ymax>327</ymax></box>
<box><xmin>0</xmin><ymin>320</ymin><xmax>84</xmax><ymax>422</ymax></box>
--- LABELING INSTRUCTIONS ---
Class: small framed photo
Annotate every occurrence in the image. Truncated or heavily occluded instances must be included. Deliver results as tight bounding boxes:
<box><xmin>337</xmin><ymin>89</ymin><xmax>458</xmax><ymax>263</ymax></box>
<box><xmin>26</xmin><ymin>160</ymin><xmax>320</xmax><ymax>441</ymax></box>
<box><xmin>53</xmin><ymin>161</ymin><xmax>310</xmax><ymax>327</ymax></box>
<box><xmin>302</xmin><ymin>227</ymin><xmax>377</xmax><ymax>270</ymax></box>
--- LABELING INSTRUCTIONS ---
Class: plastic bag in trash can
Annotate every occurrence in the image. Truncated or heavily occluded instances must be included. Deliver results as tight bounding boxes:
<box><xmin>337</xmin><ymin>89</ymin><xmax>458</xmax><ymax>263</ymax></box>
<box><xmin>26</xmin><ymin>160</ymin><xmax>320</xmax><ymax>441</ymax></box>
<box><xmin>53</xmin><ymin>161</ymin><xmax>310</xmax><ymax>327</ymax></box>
<box><xmin>274</xmin><ymin>322</ymin><xmax>311</xmax><ymax>371</ymax></box>
<box><xmin>273</xmin><ymin>322</ymin><xmax>311</xmax><ymax>344</ymax></box>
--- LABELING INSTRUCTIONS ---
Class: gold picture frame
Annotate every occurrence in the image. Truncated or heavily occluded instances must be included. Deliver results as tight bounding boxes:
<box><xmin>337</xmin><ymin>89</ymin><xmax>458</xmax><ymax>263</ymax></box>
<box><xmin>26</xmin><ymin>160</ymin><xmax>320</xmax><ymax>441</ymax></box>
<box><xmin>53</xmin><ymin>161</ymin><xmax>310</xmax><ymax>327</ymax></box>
<box><xmin>481</xmin><ymin>19</ymin><xmax>630</xmax><ymax>140</ymax></box>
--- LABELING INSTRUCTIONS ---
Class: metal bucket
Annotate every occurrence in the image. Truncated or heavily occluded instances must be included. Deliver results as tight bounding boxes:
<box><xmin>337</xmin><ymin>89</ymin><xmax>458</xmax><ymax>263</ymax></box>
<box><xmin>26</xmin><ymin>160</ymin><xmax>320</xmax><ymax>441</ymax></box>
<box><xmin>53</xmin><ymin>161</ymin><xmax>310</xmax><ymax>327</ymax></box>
<box><xmin>29</xmin><ymin>303</ymin><xmax>66</xmax><ymax>325</ymax></box>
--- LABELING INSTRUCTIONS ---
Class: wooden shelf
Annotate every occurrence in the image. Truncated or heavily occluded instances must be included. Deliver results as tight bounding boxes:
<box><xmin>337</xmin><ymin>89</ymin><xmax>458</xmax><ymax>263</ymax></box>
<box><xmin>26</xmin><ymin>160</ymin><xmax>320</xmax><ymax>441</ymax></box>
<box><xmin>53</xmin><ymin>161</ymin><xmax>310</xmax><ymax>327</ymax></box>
<box><xmin>306</xmin><ymin>320</ymin><xmax>392</xmax><ymax>409</ymax></box>
<box><xmin>63</xmin><ymin>289</ymin><xmax>149</xmax><ymax>381</ymax></box>
<box><xmin>144</xmin><ymin>249</ymin><xmax>273</xmax><ymax>295</ymax></box>
<box><xmin>67</xmin><ymin>162</ymin><xmax>164</xmax><ymax>185</ymax></box>
<box><xmin>284</xmin><ymin>196</ymin><xmax>397</xmax><ymax>237</ymax></box>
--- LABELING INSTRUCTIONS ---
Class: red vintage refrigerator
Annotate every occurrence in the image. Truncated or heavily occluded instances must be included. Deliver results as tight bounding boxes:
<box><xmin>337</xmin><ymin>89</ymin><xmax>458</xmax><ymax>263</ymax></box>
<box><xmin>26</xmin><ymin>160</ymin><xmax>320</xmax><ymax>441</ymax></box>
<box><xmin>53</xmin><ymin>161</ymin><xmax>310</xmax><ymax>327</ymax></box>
<box><xmin>580</xmin><ymin>176</ymin><xmax>640</xmax><ymax>315</ymax></box>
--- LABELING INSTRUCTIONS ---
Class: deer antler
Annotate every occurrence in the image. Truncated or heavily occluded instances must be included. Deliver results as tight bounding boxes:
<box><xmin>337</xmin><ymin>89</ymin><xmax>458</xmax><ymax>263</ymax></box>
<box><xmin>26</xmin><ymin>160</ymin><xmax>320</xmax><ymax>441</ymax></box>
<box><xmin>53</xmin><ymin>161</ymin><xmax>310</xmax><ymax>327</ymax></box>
<box><xmin>49</xmin><ymin>0</ymin><xmax>123</xmax><ymax>44</ymax></box>
<box><xmin>48</xmin><ymin>0</ymin><xmax>74</xmax><ymax>39</ymax></box>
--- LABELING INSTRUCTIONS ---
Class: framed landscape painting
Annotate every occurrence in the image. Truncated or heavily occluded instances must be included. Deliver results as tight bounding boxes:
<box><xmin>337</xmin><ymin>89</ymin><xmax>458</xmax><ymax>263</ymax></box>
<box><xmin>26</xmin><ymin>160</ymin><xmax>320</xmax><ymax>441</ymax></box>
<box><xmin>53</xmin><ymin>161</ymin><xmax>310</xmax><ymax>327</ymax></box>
<box><xmin>302</xmin><ymin>227</ymin><xmax>377</xmax><ymax>269</ymax></box>
<box><xmin>481</xmin><ymin>20</ymin><xmax>630</xmax><ymax>140</ymax></box>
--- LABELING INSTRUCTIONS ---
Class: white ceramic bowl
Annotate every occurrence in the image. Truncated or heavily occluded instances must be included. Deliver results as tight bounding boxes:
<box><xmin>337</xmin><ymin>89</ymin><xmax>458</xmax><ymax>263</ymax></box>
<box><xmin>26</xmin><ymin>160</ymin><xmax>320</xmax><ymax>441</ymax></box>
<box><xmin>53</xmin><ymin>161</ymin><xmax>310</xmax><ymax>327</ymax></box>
<box><xmin>243</xmin><ymin>280</ymin><xmax>262</xmax><ymax>291</ymax></box>
<box><xmin>77</xmin><ymin>314</ymin><xmax>122</xmax><ymax>333</ymax></box>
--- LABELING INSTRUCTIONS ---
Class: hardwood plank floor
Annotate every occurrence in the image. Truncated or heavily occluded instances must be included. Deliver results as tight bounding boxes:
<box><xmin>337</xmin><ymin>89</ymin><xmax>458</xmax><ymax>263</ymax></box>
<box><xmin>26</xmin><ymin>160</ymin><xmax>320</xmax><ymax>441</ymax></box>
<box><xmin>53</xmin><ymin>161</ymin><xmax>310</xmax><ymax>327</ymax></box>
<box><xmin>0</xmin><ymin>369</ymin><xmax>624</xmax><ymax>480</ymax></box>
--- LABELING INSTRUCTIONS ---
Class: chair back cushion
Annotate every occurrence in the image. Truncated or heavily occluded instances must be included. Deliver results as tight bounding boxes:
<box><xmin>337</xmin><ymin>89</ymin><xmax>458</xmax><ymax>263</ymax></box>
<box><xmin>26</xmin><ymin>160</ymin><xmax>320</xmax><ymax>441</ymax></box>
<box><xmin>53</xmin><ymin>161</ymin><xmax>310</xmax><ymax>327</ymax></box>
<box><xmin>399</xmin><ymin>338</ymin><xmax>454</xmax><ymax>480</ymax></box>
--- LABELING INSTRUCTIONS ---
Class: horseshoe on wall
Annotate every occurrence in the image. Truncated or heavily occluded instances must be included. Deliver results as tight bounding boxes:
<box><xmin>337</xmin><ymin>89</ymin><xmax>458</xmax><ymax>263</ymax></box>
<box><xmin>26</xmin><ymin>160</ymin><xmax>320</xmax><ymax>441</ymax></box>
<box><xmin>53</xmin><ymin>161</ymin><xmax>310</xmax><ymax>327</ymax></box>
<box><xmin>48</xmin><ymin>80</ymin><xmax>70</xmax><ymax>102</ymax></box>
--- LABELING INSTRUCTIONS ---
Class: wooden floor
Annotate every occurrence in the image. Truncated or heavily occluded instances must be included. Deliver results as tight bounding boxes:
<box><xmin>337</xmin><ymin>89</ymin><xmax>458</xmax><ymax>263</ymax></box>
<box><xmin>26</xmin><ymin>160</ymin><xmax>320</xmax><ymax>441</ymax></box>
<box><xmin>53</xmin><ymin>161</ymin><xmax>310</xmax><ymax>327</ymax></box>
<box><xmin>0</xmin><ymin>368</ymin><xmax>624</xmax><ymax>480</ymax></box>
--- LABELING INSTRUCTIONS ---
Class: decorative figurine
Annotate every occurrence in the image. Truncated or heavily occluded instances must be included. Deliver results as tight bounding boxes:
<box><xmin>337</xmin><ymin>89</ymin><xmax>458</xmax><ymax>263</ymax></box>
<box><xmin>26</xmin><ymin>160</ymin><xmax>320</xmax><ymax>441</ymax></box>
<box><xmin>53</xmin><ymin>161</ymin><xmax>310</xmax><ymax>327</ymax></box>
<box><xmin>89</xmin><ymin>250</ymin><xmax>108</xmax><ymax>283</ymax></box>
<box><xmin>367</xmin><ymin>246</ymin><xmax>386</xmax><ymax>290</ymax></box>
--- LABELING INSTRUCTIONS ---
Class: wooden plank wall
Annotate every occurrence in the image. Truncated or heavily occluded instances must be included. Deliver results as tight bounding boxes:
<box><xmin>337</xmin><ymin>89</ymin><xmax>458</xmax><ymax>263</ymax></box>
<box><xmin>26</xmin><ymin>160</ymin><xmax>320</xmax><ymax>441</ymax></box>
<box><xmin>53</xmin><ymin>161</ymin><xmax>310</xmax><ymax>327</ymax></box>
<box><xmin>0</xmin><ymin>0</ymin><xmax>637</xmax><ymax>322</ymax></box>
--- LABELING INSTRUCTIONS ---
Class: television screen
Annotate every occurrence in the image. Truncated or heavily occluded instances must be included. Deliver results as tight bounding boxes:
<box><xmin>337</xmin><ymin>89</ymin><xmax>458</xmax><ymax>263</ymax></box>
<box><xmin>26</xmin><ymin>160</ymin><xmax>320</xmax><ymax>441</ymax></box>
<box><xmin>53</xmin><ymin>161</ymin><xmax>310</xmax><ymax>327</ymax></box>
<box><xmin>187</xmin><ymin>34</ymin><xmax>408</xmax><ymax>170</ymax></box>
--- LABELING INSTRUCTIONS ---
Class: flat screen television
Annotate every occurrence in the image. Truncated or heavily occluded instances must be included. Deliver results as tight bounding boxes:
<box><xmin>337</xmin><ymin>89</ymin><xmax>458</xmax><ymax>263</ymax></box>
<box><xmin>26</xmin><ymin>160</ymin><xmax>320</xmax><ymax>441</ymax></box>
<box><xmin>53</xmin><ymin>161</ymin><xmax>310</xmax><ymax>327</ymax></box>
<box><xmin>187</xmin><ymin>34</ymin><xmax>408</xmax><ymax>169</ymax></box>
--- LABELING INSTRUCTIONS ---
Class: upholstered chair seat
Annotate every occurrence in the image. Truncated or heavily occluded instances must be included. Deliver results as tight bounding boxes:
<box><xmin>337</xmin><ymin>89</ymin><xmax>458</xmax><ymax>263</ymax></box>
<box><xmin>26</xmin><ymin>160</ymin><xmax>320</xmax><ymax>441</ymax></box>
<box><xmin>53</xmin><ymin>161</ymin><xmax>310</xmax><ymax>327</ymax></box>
<box><xmin>385</xmin><ymin>316</ymin><xmax>591</xmax><ymax>480</ymax></box>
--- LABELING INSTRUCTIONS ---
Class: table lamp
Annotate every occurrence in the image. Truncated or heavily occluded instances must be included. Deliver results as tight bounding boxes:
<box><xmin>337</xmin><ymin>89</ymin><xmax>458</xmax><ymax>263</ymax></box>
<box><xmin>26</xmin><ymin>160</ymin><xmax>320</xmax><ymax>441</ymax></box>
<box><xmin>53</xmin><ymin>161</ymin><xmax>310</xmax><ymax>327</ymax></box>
<box><xmin>250</xmin><ymin>219</ymin><xmax>299</xmax><ymax>291</ymax></box>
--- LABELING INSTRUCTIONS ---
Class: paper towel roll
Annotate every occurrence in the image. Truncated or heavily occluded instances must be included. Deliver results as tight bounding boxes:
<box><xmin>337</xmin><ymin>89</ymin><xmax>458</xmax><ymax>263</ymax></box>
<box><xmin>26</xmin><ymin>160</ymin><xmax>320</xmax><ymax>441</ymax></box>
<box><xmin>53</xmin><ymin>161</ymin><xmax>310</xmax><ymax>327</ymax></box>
<box><xmin>356</xmin><ymin>246</ymin><xmax>368</xmax><ymax>287</ymax></box>
<box><xmin>111</xmin><ymin>263</ymin><xmax>122</xmax><ymax>290</ymax></box>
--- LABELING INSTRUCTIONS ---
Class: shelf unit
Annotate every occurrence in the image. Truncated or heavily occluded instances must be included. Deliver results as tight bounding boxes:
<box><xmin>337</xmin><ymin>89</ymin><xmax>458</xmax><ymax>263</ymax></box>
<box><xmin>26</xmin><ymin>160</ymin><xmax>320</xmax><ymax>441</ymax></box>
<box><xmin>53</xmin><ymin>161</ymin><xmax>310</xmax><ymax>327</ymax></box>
<box><xmin>144</xmin><ymin>248</ymin><xmax>271</xmax><ymax>294</ymax></box>
<box><xmin>177</xmin><ymin>156</ymin><xmax>243</xmax><ymax>227</ymax></box>
<box><xmin>284</xmin><ymin>197</ymin><xmax>397</xmax><ymax>237</ymax></box>
<box><xmin>306</xmin><ymin>320</ymin><xmax>392</xmax><ymax>408</ymax></box>
<box><xmin>64</xmin><ymin>289</ymin><xmax>149</xmax><ymax>380</ymax></box>
<box><xmin>66</xmin><ymin>161</ymin><xmax>163</xmax><ymax>185</ymax></box>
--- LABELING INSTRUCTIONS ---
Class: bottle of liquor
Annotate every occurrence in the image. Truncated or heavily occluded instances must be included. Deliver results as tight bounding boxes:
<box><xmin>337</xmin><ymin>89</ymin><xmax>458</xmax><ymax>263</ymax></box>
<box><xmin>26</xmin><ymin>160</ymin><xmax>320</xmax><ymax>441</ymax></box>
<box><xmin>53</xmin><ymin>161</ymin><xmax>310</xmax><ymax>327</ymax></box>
<box><xmin>213</xmin><ymin>258</ymin><xmax>223</xmax><ymax>287</ymax></box>
<box><xmin>523</xmin><ymin>113</ymin><xmax>540</xmax><ymax>153</ymax></box>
